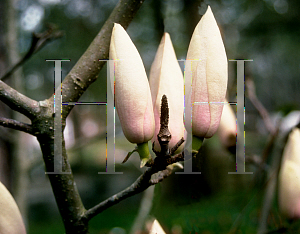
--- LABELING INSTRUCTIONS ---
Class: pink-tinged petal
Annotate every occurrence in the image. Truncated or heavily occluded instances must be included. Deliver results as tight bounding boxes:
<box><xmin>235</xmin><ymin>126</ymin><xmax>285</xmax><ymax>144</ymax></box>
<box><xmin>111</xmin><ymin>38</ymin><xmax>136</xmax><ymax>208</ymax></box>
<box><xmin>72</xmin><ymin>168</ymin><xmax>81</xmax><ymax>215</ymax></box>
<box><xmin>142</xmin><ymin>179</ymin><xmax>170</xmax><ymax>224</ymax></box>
<box><xmin>0</xmin><ymin>182</ymin><xmax>27</xmax><ymax>234</ymax></box>
<box><xmin>191</xmin><ymin>59</ymin><xmax>210</xmax><ymax>137</ymax></box>
<box><xmin>295</xmin><ymin>200</ymin><xmax>300</xmax><ymax>219</ymax></box>
<box><xmin>149</xmin><ymin>33</ymin><xmax>185</xmax><ymax>153</ymax></box>
<box><xmin>217</xmin><ymin>100</ymin><xmax>237</xmax><ymax>149</ymax></box>
<box><xmin>186</xmin><ymin>6</ymin><xmax>228</xmax><ymax>138</ymax></box>
<box><xmin>110</xmin><ymin>23</ymin><xmax>155</xmax><ymax>144</ymax></box>
<box><xmin>278</xmin><ymin>128</ymin><xmax>300</xmax><ymax>220</ymax></box>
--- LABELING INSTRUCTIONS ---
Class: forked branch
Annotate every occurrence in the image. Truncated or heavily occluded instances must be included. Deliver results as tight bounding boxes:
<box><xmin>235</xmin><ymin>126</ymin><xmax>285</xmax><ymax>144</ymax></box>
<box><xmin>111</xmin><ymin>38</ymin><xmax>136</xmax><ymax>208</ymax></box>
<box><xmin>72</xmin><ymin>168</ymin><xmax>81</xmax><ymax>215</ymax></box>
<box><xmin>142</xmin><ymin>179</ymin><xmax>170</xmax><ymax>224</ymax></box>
<box><xmin>0</xmin><ymin>117</ymin><xmax>34</xmax><ymax>135</ymax></box>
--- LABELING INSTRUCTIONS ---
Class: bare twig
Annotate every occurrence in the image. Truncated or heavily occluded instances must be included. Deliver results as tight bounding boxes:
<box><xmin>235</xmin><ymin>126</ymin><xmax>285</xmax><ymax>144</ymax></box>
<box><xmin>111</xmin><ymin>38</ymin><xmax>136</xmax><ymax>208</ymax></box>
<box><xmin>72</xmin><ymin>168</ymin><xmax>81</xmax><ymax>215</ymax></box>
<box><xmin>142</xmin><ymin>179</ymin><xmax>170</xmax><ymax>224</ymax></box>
<box><xmin>245</xmin><ymin>78</ymin><xmax>284</xmax><ymax>234</ymax></box>
<box><xmin>261</xmin><ymin>123</ymin><xmax>280</xmax><ymax>166</ymax></box>
<box><xmin>83</xmin><ymin>168</ymin><xmax>153</xmax><ymax>221</ymax></box>
<box><xmin>246</xmin><ymin>77</ymin><xmax>281</xmax><ymax>184</ymax></box>
<box><xmin>1</xmin><ymin>25</ymin><xmax>63</xmax><ymax>81</ymax></box>
<box><xmin>83</xmin><ymin>152</ymin><xmax>183</xmax><ymax>221</ymax></box>
<box><xmin>0</xmin><ymin>117</ymin><xmax>34</xmax><ymax>135</ymax></box>
<box><xmin>228</xmin><ymin>77</ymin><xmax>282</xmax><ymax>234</ymax></box>
<box><xmin>170</xmin><ymin>137</ymin><xmax>185</xmax><ymax>155</ymax></box>
<box><xmin>149</xmin><ymin>167</ymin><xmax>173</xmax><ymax>184</ymax></box>
<box><xmin>0</xmin><ymin>80</ymin><xmax>40</xmax><ymax>119</ymax></box>
<box><xmin>246</xmin><ymin>79</ymin><xmax>276</xmax><ymax>135</ymax></box>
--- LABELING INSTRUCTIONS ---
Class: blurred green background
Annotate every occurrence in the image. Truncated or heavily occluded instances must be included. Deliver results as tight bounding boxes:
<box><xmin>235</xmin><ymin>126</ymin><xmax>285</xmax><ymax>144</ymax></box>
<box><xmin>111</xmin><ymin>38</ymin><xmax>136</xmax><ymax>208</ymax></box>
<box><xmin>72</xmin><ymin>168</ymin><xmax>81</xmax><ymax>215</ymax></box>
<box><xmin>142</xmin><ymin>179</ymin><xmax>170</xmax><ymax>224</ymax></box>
<box><xmin>0</xmin><ymin>0</ymin><xmax>300</xmax><ymax>233</ymax></box>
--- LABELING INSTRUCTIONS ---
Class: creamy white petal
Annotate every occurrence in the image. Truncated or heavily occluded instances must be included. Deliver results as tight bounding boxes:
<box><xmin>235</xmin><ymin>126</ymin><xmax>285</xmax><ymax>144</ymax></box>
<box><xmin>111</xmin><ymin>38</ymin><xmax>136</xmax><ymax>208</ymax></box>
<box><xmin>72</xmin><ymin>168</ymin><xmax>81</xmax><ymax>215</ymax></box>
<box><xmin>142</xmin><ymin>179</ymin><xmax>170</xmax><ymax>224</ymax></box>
<box><xmin>149</xmin><ymin>33</ymin><xmax>185</xmax><ymax>153</ymax></box>
<box><xmin>279</xmin><ymin>128</ymin><xmax>300</xmax><ymax>219</ymax></box>
<box><xmin>110</xmin><ymin>23</ymin><xmax>155</xmax><ymax>144</ymax></box>
<box><xmin>186</xmin><ymin>6</ymin><xmax>228</xmax><ymax>138</ymax></box>
<box><xmin>0</xmin><ymin>182</ymin><xmax>27</xmax><ymax>234</ymax></box>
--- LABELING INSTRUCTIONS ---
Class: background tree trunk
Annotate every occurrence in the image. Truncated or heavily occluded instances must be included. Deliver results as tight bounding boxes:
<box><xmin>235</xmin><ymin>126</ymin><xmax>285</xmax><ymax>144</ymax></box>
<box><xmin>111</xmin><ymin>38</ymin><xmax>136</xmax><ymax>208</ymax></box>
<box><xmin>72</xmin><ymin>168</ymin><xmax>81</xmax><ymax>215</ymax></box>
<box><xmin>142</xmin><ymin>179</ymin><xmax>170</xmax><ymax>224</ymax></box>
<box><xmin>0</xmin><ymin>0</ymin><xmax>13</xmax><ymax>191</ymax></box>
<box><xmin>5</xmin><ymin>0</ymin><xmax>30</xmax><ymax>225</ymax></box>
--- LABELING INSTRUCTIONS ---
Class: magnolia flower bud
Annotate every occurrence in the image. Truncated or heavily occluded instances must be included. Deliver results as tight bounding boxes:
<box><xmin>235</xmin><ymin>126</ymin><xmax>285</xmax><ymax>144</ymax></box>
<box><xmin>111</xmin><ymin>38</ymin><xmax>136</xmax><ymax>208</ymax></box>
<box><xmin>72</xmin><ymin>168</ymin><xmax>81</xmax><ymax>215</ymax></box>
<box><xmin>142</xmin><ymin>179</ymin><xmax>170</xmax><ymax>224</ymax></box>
<box><xmin>217</xmin><ymin>100</ymin><xmax>237</xmax><ymax>150</ymax></box>
<box><xmin>278</xmin><ymin>128</ymin><xmax>300</xmax><ymax>219</ymax></box>
<box><xmin>149</xmin><ymin>219</ymin><xmax>166</xmax><ymax>234</ymax></box>
<box><xmin>0</xmin><ymin>182</ymin><xmax>26</xmax><ymax>234</ymax></box>
<box><xmin>110</xmin><ymin>23</ymin><xmax>155</xmax><ymax>167</ymax></box>
<box><xmin>186</xmin><ymin>6</ymin><xmax>228</xmax><ymax>138</ymax></box>
<box><xmin>149</xmin><ymin>33</ymin><xmax>185</xmax><ymax>153</ymax></box>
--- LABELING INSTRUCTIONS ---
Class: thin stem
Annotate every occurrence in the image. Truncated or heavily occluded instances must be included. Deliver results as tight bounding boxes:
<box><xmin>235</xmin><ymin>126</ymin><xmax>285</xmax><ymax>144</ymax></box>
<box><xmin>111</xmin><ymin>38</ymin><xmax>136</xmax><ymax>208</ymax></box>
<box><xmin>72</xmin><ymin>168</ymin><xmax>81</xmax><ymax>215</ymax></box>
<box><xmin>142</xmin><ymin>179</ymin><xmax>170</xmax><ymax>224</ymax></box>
<box><xmin>0</xmin><ymin>117</ymin><xmax>34</xmax><ymax>135</ymax></box>
<box><xmin>170</xmin><ymin>137</ymin><xmax>185</xmax><ymax>155</ymax></box>
<box><xmin>1</xmin><ymin>25</ymin><xmax>63</xmax><ymax>81</ymax></box>
<box><xmin>84</xmin><ymin>168</ymin><xmax>153</xmax><ymax>221</ymax></box>
<box><xmin>246</xmin><ymin>79</ymin><xmax>276</xmax><ymax>135</ymax></box>
<box><xmin>83</xmin><ymin>151</ymin><xmax>184</xmax><ymax>221</ymax></box>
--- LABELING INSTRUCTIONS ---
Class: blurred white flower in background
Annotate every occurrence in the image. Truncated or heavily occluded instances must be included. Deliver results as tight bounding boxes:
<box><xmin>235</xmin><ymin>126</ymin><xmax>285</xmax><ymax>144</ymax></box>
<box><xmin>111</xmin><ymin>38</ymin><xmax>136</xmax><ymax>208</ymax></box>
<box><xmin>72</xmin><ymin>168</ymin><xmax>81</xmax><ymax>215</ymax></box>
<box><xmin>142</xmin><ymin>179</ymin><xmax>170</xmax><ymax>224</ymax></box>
<box><xmin>21</xmin><ymin>5</ymin><xmax>44</xmax><ymax>31</ymax></box>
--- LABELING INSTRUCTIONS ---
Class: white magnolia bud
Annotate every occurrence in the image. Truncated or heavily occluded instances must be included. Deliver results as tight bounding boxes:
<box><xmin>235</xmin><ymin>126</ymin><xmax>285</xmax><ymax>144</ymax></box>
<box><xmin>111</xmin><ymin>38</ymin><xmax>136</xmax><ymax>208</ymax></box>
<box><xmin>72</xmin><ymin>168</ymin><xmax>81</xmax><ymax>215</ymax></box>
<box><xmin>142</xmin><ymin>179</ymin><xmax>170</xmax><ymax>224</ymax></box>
<box><xmin>110</xmin><ymin>23</ymin><xmax>155</xmax><ymax>167</ymax></box>
<box><xmin>217</xmin><ymin>100</ymin><xmax>237</xmax><ymax>149</ymax></box>
<box><xmin>278</xmin><ymin>128</ymin><xmax>300</xmax><ymax>219</ymax></box>
<box><xmin>0</xmin><ymin>182</ymin><xmax>26</xmax><ymax>234</ymax></box>
<box><xmin>110</xmin><ymin>23</ymin><xmax>155</xmax><ymax>144</ymax></box>
<box><xmin>186</xmin><ymin>6</ymin><xmax>228</xmax><ymax>138</ymax></box>
<box><xmin>149</xmin><ymin>33</ymin><xmax>185</xmax><ymax>153</ymax></box>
